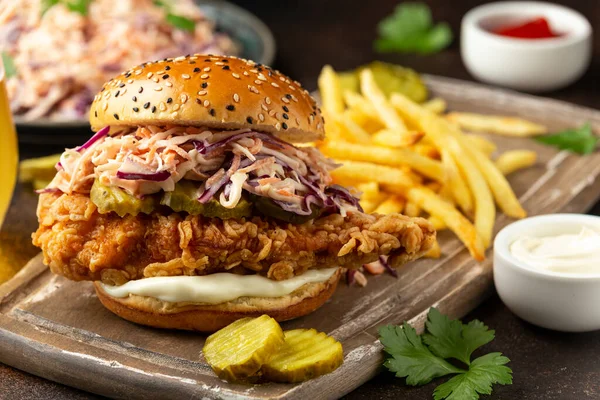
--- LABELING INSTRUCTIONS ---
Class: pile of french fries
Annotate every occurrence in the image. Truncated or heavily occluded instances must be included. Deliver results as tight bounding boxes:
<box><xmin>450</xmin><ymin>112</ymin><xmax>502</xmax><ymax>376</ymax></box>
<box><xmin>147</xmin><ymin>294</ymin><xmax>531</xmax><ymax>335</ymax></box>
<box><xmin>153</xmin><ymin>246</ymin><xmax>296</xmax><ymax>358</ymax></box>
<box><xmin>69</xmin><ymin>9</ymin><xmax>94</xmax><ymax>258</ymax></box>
<box><xmin>317</xmin><ymin>65</ymin><xmax>543</xmax><ymax>261</ymax></box>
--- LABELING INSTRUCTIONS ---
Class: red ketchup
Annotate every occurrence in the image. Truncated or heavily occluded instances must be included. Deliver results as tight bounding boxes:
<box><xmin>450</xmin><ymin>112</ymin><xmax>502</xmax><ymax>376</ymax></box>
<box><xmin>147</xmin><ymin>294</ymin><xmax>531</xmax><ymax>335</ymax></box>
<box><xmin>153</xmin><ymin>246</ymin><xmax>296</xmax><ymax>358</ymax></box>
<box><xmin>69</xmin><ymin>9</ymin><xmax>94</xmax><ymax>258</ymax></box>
<box><xmin>493</xmin><ymin>17</ymin><xmax>561</xmax><ymax>39</ymax></box>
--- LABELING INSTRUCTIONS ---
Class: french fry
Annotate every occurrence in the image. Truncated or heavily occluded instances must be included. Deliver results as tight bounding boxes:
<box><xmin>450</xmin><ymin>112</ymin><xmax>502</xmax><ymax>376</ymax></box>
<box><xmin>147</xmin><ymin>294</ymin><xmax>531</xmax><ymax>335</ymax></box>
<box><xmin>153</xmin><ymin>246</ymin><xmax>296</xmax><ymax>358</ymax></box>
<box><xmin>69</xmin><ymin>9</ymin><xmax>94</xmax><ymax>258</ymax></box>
<box><xmin>318</xmin><ymin>65</ymin><xmax>345</xmax><ymax>115</ymax></box>
<box><xmin>465</xmin><ymin>134</ymin><xmax>497</xmax><ymax>157</ymax></box>
<box><xmin>428</xmin><ymin>215</ymin><xmax>446</xmax><ymax>230</ymax></box>
<box><xmin>331</xmin><ymin>160</ymin><xmax>416</xmax><ymax>190</ymax></box>
<box><xmin>336</xmin><ymin>111</ymin><xmax>371</xmax><ymax>144</ymax></box>
<box><xmin>495</xmin><ymin>150</ymin><xmax>537</xmax><ymax>176</ymax></box>
<box><xmin>360</xmin><ymin>69</ymin><xmax>408</xmax><ymax>133</ymax></box>
<box><xmin>411</xmin><ymin>143</ymin><xmax>440</xmax><ymax>159</ymax></box>
<box><xmin>424</xmin><ymin>240</ymin><xmax>441</xmax><ymax>258</ymax></box>
<box><xmin>447</xmin><ymin>112</ymin><xmax>547</xmax><ymax>137</ymax></box>
<box><xmin>423</xmin><ymin>98</ymin><xmax>447</xmax><ymax>114</ymax></box>
<box><xmin>343</xmin><ymin>91</ymin><xmax>377</xmax><ymax>117</ymax></box>
<box><xmin>372</xmin><ymin>129</ymin><xmax>424</xmax><ymax>148</ymax></box>
<box><xmin>360</xmin><ymin>199</ymin><xmax>380</xmax><ymax>214</ymax></box>
<box><xmin>356</xmin><ymin>182</ymin><xmax>383</xmax><ymax>201</ymax></box>
<box><xmin>320</xmin><ymin>140</ymin><xmax>445</xmax><ymax>181</ymax></box>
<box><xmin>440</xmin><ymin>149</ymin><xmax>472</xmax><ymax>215</ymax></box>
<box><xmin>373</xmin><ymin>195</ymin><xmax>406</xmax><ymax>214</ymax></box>
<box><xmin>404</xmin><ymin>201</ymin><xmax>421</xmax><ymax>217</ymax></box>
<box><xmin>406</xmin><ymin>186</ymin><xmax>485</xmax><ymax>261</ymax></box>
<box><xmin>390</xmin><ymin>94</ymin><xmax>495</xmax><ymax>247</ymax></box>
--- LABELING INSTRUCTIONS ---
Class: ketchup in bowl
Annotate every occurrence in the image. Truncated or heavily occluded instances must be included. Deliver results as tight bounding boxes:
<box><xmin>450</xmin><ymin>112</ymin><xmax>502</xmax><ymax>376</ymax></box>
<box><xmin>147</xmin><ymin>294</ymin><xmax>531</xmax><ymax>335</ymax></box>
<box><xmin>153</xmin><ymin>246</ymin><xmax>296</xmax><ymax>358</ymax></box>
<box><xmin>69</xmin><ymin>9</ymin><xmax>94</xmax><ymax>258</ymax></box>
<box><xmin>492</xmin><ymin>17</ymin><xmax>562</xmax><ymax>39</ymax></box>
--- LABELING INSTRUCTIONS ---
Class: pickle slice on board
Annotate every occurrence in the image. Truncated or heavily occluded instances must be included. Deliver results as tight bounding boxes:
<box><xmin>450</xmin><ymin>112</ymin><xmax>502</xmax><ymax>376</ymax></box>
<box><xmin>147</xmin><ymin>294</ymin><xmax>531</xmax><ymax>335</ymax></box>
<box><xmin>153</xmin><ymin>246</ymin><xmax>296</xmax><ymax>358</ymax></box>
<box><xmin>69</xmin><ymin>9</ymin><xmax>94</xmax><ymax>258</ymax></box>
<box><xmin>203</xmin><ymin>315</ymin><xmax>285</xmax><ymax>382</ymax></box>
<box><xmin>262</xmin><ymin>329</ymin><xmax>344</xmax><ymax>383</ymax></box>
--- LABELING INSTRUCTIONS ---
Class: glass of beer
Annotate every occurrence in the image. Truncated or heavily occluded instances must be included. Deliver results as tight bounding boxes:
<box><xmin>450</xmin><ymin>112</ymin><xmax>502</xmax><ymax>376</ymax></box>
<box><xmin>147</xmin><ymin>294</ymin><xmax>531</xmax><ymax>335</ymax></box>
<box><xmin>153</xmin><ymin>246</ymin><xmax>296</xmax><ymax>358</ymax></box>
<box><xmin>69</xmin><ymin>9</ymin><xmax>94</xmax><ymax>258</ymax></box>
<box><xmin>0</xmin><ymin>57</ymin><xmax>17</xmax><ymax>228</ymax></box>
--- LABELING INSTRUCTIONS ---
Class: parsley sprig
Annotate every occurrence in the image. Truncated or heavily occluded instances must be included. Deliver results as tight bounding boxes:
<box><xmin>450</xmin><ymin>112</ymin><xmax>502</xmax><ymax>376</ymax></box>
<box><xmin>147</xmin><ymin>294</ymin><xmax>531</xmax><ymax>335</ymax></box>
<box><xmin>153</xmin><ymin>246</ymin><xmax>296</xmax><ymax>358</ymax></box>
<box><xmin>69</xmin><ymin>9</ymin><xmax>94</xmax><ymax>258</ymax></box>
<box><xmin>535</xmin><ymin>122</ymin><xmax>598</xmax><ymax>155</ymax></box>
<box><xmin>379</xmin><ymin>308</ymin><xmax>512</xmax><ymax>400</ymax></box>
<box><xmin>153</xmin><ymin>0</ymin><xmax>196</xmax><ymax>32</ymax></box>
<box><xmin>374</xmin><ymin>3</ymin><xmax>453</xmax><ymax>55</ymax></box>
<box><xmin>42</xmin><ymin>0</ymin><xmax>92</xmax><ymax>16</ymax></box>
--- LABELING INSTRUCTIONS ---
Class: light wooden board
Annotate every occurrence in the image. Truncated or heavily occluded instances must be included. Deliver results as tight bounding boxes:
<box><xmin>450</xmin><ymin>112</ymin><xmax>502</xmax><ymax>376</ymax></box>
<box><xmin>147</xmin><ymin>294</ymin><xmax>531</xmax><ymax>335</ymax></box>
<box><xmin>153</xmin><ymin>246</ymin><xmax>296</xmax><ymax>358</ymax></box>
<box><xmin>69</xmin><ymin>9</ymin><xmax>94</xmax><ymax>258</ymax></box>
<box><xmin>2</xmin><ymin>75</ymin><xmax>600</xmax><ymax>399</ymax></box>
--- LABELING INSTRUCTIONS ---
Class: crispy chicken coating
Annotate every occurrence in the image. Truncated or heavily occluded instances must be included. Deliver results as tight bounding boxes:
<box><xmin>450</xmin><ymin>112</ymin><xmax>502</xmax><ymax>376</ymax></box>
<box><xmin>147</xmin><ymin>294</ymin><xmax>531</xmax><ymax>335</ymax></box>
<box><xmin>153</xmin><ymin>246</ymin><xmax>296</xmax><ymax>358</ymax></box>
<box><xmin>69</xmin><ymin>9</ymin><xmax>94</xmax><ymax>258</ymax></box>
<box><xmin>32</xmin><ymin>193</ymin><xmax>435</xmax><ymax>285</ymax></box>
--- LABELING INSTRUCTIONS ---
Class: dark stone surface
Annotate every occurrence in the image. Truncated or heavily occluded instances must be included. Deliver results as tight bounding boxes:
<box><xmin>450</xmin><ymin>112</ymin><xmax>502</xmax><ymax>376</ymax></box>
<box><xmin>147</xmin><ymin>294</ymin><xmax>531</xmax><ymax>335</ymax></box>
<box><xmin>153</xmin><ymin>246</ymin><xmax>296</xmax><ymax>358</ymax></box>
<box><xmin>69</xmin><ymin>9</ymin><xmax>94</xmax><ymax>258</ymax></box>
<box><xmin>3</xmin><ymin>0</ymin><xmax>600</xmax><ymax>399</ymax></box>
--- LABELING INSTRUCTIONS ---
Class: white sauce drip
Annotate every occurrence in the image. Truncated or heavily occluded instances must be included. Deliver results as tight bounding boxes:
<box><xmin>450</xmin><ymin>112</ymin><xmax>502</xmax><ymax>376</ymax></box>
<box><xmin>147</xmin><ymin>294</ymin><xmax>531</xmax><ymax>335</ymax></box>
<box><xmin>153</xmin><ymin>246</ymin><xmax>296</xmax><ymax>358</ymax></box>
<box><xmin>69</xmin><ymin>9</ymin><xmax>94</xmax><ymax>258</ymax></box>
<box><xmin>99</xmin><ymin>268</ymin><xmax>339</xmax><ymax>304</ymax></box>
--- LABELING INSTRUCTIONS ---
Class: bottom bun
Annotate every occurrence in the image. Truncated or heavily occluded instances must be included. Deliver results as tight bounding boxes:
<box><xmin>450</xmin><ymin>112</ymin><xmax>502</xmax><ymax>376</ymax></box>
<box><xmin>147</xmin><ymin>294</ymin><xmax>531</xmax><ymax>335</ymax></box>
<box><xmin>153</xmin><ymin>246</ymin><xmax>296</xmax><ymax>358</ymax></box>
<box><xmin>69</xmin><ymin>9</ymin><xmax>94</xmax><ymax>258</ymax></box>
<box><xmin>94</xmin><ymin>269</ymin><xmax>341</xmax><ymax>332</ymax></box>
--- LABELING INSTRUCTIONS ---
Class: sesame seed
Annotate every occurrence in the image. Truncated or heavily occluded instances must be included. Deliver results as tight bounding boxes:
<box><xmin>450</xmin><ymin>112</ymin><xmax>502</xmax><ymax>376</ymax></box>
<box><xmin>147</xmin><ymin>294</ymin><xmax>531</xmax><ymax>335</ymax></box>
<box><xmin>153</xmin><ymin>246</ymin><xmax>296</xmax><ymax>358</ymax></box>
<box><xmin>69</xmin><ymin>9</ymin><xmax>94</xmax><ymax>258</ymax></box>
<box><xmin>190</xmin><ymin>56</ymin><xmax>198</xmax><ymax>60</ymax></box>
<box><xmin>119</xmin><ymin>83</ymin><xmax>125</xmax><ymax>88</ymax></box>
<box><xmin>203</xmin><ymin>100</ymin><xmax>210</xmax><ymax>107</ymax></box>
<box><xmin>233</xmin><ymin>93</ymin><xmax>240</xmax><ymax>103</ymax></box>
<box><xmin>243</xmin><ymin>71</ymin><xmax>249</xmax><ymax>76</ymax></box>
<box><xmin>165</xmin><ymin>81</ymin><xmax>173</xmax><ymax>87</ymax></box>
<box><xmin>226</xmin><ymin>104</ymin><xmax>235</xmax><ymax>111</ymax></box>
<box><xmin>138</xmin><ymin>87</ymin><xmax>144</xmax><ymax>93</ymax></box>
<box><xmin>265</xmin><ymin>97</ymin><xmax>272</xmax><ymax>105</ymax></box>
<box><xmin>94</xmin><ymin>111</ymin><xmax>98</xmax><ymax>117</ymax></box>
<box><xmin>127</xmin><ymin>79</ymin><xmax>134</xmax><ymax>84</ymax></box>
<box><xmin>215</xmin><ymin>62</ymin><xmax>224</xmax><ymax>66</ymax></box>
<box><xmin>152</xmin><ymin>77</ymin><xmax>159</xmax><ymax>83</ymax></box>
<box><xmin>246</xmin><ymin>116</ymin><xmax>253</xmax><ymax>124</ymax></box>
<box><xmin>271</xmin><ymin>82</ymin><xmax>279</xmax><ymax>88</ymax></box>
<box><xmin>143</xmin><ymin>102</ymin><xmax>150</xmax><ymax>109</ymax></box>
<box><xmin>147</xmin><ymin>72</ymin><xmax>153</xmax><ymax>78</ymax></box>
<box><xmin>114</xmin><ymin>114</ymin><xmax>119</xmax><ymax>120</ymax></box>
<box><xmin>222</xmin><ymin>65</ymin><xmax>230</xmax><ymax>70</ymax></box>
<box><xmin>162</xmin><ymin>74</ymin><xmax>169</xmax><ymax>80</ymax></box>
<box><xmin>115</xmin><ymin>90</ymin><xmax>120</xmax><ymax>97</ymax></box>
<box><xmin>222</xmin><ymin>59</ymin><xmax>229</xmax><ymax>63</ymax></box>
<box><xmin>275</xmin><ymin>122</ymin><xmax>281</xmax><ymax>130</ymax></box>
<box><xmin>209</xmin><ymin>108</ymin><xmax>216</xmax><ymax>116</ymax></box>
<box><xmin>167</xmin><ymin>97</ymin><xmax>173</xmax><ymax>103</ymax></box>
<box><xmin>173</xmin><ymin>104</ymin><xmax>180</xmax><ymax>111</ymax></box>
<box><xmin>204</xmin><ymin>58</ymin><xmax>211</xmax><ymax>62</ymax></box>
<box><xmin>289</xmin><ymin>85</ymin><xmax>296</xmax><ymax>91</ymax></box>
<box><xmin>195</xmin><ymin>98</ymin><xmax>201</xmax><ymax>104</ymax></box>
<box><xmin>254</xmin><ymin>80</ymin><xmax>263</xmax><ymax>85</ymax></box>
<box><xmin>132</xmin><ymin>96</ymin><xmax>137</xmax><ymax>102</ymax></box>
<box><xmin>282</xmin><ymin>122</ymin><xmax>288</xmax><ymax>129</ymax></box>
<box><xmin>257</xmin><ymin>74</ymin><xmax>267</xmax><ymax>81</ymax></box>
<box><xmin>182</xmin><ymin>74</ymin><xmax>190</xmax><ymax>80</ymax></box>
<box><xmin>232</xmin><ymin>73</ymin><xmax>240</xmax><ymax>79</ymax></box>
<box><xmin>279</xmin><ymin>76</ymin><xmax>286</xmax><ymax>82</ymax></box>
<box><xmin>165</xmin><ymin>66</ymin><xmax>171</xmax><ymax>70</ymax></box>
<box><xmin>174</xmin><ymin>56</ymin><xmax>186</xmax><ymax>62</ymax></box>
<box><xmin>198</xmin><ymin>90</ymin><xmax>207</xmax><ymax>96</ymax></box>
<box><xmin>180</xmin><ymin>94</ymin><xmax>188</xmax><ymax>103</ymax></box>
<box><xmin>283</xmin><ymin>105</ymin><xmax>289</xmax><ymax>112</ymax></box>
<box><xmin>134</xmin><ymin>70</ymin><xmax>142</xmax><ymax>75</ymax></box>
<box><xmin>171</xmin><ymin>111</ymin><xmax>179</xmax><ymax>117</ymax></box>
<box><xmin>296</xmin><ymin>117</ymin><xmax>300</xmax><ymax>125</ymax></box>
<box><xmin>103</xmin><ymin>103</ymin><xmax>108</xmax><ymax>111</ymax></box>
<box><xmin>285</xmin><ymin>94</ymin><xmax>292</xmax><ymax>99</ymax></box>
<box><xmin>281</xmin><ymin>96</ymin><xmax>290</xmax><ymax>103</ymax></box>
<box><xmin>193</xmin><ymin>67</ymin><xmax>200</xmax><ymax>73</ymax></box>
<box><xmin>201</xmin><ymin>82</ymin><xmax>208</xmax><ymax>88</ymax></box>
<box><xmin>159</xmin><ymin>102</ymin><xmax>166</xmax><ymax>111</ymax></box>
<box><xmin>258</xmin><ymin>113</ymin><xmax>265</xmax><ymax>122</ymax></box>
<box><xmin>250</xmin><ymin>69</ymin><xmax>258</xmax><ymax>73</ymax></box>
<box><xmin>282</xmin><ymin>113</ymin><xmax>289</xmax><ymax>120</ymax></box>
<box><xmin>154</xmin><ymin>86</ymin><xmax>162</xmax><ymax>91</ymax></box>
<box><xmin>268</xmin><ymin>110</ymin><xmax>276</xmax><ymax>117</ymax></box>
<box><xmin>201</xmin><ymin>74</ymin><xmax>209</xmax><ymax>79</ymax></box>
<box><xmin>104</xmin><ymin>91</ymin><xmax>110</xmax><ymax>99</ymax></box>
<box><xmin>261</xmin><ymin>104</ymin><xmax>268</xmax><ymax>111</ymax></box>
<box><xmin>203</xmin><ymin>67</ymin><xmax>211</xmax><ymax>72</ymax></box>
<box><xmin>151</xmin><ymin>106</ymin><xmax>156</xmax><ymax>113</ymax></box>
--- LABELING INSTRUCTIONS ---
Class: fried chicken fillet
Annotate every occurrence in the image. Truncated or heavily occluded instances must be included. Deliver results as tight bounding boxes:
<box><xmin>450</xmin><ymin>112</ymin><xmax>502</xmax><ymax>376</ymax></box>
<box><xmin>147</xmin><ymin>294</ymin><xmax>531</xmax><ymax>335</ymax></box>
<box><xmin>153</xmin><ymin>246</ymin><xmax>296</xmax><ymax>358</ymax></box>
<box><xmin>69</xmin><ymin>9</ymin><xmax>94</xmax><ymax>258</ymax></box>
<box><xmin>31</xmin><ymin>55</ymin><xmax>435</xmax><ymax>331</ymax></box>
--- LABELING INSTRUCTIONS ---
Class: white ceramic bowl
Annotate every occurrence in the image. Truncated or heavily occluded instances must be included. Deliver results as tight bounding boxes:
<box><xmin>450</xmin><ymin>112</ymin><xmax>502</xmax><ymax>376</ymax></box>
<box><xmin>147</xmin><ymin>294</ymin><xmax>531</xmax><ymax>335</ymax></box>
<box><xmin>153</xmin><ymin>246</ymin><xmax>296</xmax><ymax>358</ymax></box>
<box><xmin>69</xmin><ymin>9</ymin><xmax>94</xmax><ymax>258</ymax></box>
<box><xmin>461</xmin><ymin>2</ymin><xmax>592</xmax><ymax>92</ymax></box>
<box><xmin>494</xmin><ymin>214</ymin><xmax>600</xmax><ymax>332</ymax></box>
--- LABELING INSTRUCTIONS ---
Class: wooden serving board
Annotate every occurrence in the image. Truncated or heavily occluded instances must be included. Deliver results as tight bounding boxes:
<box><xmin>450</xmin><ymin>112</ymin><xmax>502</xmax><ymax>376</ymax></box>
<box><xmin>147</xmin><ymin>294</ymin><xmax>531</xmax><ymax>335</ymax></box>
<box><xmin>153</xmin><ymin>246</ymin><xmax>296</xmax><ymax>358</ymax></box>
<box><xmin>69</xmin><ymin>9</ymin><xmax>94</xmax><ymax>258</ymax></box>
<box><xmin>3</xmin><ymin>75</ymin><xmax>600</xmax><ymax>399</ymax></box>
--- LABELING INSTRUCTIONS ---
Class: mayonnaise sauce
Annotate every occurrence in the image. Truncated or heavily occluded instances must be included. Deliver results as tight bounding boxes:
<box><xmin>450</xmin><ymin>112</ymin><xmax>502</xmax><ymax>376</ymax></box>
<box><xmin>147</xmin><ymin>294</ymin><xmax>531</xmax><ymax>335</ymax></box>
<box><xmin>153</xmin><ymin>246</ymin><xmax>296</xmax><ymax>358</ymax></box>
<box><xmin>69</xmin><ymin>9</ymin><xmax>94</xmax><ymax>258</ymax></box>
<box><xmin>510</xmin><ymin>227</ymin><xmax>600</xmax><ymax>274</ymax></box>
<box><xmin>99</xmin><ymin>268</ymin><xmax>339</xmax><ymax>304</ymax></box>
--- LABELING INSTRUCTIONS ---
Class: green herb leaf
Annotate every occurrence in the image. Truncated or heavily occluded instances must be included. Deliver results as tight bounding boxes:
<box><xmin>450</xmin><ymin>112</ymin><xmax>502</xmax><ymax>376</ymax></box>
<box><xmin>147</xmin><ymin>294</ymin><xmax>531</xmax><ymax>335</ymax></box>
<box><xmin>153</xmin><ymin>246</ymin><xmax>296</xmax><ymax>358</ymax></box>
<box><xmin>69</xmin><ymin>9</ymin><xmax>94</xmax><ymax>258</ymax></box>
<box><xmin>535</xmin><ymin>123</ymin><xmax>598</xmax><ymax>155</ymax></box>
<box><xmin>374</xmin><ymin>2</ymin><xmax>453</xmax><ymax>55</ymax></box>
<box><xmin>379</xmin><ymin>323</ymin><xmax>465</xmax><ymax>385</ymax></box>
<box><xmin>1</xmin><ymin>52</ymin><xmax>17</xmax><ymax>79</ymax></box>
<box><xmin>433</xmin><ymin>353</ymin><xmax>513</xmax><ymax>400</ymax></box>
<box><xmin>65</xmin><ymin>0</ymin><xmax>92</xmax><ymax>16</ymax></box>
<box><xmin>166</xmin><ymin>13</ymin><xmax>196</xmax><ymax>32</ymax></box>
<box><xmin>379</xmin><ymin>308</ymin><xmax>512</xmax><ymax>400</ymax></box>
<box><xmin>423</xmin><ymin>308</ymin><xmax>495</xmax><ymax>365</ymax></box>
<box><xmin>41</xmin><ymin>0</ymin><xmax>60</xmax><ymax>15</ymax></box>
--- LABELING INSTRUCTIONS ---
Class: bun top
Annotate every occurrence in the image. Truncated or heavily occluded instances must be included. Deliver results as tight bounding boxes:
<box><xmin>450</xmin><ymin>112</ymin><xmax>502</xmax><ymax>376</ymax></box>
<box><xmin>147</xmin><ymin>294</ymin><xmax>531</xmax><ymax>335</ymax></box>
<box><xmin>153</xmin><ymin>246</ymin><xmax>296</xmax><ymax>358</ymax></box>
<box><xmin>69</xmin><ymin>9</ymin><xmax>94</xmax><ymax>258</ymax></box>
<box><xmin>89</xmin><ymin>55</ymin><xmax>324</xmax><ymax>143</ymax></box>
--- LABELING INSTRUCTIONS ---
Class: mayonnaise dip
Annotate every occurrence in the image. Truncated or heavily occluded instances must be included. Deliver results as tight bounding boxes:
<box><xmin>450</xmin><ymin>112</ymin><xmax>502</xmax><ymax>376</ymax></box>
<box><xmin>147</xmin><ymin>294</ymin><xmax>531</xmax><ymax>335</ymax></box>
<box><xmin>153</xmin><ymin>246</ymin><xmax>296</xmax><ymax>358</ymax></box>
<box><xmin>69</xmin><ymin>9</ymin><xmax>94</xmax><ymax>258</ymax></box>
<box><xmin>99</xmin><ymin>268</ymin><xmax>339</xmax><ymax>304</ymax></box>
<box><xmin>510</xmin><ymin>227</ymin><xmax>600</xmax><ymax>274</ymax></box>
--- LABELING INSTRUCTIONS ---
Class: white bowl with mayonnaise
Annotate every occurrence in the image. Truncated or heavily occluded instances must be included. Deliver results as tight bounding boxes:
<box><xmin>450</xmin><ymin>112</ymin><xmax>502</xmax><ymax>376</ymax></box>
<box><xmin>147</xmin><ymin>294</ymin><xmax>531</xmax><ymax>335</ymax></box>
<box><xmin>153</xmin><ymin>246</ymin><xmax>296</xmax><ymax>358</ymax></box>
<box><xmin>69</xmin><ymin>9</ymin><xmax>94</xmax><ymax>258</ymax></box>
<box><xmin>494</xmin><ymin>214</ymin><xmax>600</xmax><ymax>332</ymax></box>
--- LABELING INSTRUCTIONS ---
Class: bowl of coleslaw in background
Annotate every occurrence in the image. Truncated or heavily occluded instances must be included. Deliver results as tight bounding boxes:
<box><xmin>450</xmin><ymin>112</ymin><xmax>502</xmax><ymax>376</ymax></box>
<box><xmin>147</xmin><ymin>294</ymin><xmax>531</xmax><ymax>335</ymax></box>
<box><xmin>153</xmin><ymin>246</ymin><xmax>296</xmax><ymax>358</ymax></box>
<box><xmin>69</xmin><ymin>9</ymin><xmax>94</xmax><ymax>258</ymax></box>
<box><xmin>494</xmin><ymin>214</ymin><xmax>600</xmax><ymax>332</ymax></box>
<box><xmin>5</xmin><ymin>0</ymin><xmax>275</xmax><ymax>144</ymax></box>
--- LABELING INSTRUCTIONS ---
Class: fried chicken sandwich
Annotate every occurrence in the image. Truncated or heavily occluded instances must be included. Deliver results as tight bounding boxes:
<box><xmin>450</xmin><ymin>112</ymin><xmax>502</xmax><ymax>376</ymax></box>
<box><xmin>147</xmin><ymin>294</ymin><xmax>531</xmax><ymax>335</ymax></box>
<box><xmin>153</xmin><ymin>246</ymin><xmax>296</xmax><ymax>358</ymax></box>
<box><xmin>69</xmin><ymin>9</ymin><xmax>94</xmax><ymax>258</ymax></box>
<box><xmin>33</xmin><ymin>55</ymin><xmax>435</xmax><ymax>331</ymax></box>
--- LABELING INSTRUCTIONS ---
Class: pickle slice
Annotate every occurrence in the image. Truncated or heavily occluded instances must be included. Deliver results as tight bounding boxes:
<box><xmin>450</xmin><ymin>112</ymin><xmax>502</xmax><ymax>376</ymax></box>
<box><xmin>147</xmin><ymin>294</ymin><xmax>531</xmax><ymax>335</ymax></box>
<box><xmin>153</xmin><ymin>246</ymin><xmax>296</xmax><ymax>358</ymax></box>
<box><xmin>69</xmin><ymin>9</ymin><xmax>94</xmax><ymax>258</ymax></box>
<box><xmin>90</xmin><ymin>179</ymin><xmax>157</xmax><ymax>217</ymax></box>
<box><xmin>203</xmin><ymin>315</ymin><xmax>284</xmax><ymax>382</ymax></box>
<box><xmin>19</xmin><ymin>153</ymin><xmax>61</xmax><ymax>182</ymax></box>
<box><xmin>262</xmin><ymin>329</ymin><xmax>344</xmax><ymax>383</ymax></box>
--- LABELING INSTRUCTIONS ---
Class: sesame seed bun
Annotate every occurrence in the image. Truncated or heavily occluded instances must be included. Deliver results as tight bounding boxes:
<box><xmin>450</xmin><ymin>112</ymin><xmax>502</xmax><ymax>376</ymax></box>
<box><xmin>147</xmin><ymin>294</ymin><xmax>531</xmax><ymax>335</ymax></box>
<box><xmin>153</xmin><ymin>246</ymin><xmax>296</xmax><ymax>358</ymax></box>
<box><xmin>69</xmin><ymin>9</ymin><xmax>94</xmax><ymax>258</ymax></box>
<box><xmin>89</xmin><ymin>55</ymin><xmax>325</xmax><ymax>143</ymax></box>
<box><xmin>93</xmin><ymin>269</ymin><xmax>341</xmax><ymax>332</ymax></box>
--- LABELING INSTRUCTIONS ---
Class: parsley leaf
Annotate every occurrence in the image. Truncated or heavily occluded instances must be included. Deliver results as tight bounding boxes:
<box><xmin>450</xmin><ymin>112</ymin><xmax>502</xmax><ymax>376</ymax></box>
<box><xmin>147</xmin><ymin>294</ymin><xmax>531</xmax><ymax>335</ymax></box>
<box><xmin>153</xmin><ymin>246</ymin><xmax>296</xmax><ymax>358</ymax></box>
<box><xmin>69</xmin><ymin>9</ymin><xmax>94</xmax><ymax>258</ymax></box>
<box><xmin>1</xmin><ymin>52</ymin><xmax>17</xmax><ymax>79</ymax></box>
<box><xmin>41</xmin><ymin>0</ymin><xmax>60</xmax><ymax>15</ymax></box>
<box><xmin>379</xmin><ymin>308</ymin><xmax>512</xmax><ymax>400</ymax></box>
<box><xmin>433</xmin><ymin>353</ymin><xmax>513</xmax><ymax>400</ymax></box>
<box><xmin>374</xmin><ymin>3</ymin><xmax>453</xmax><ymax>55</ymax></box>
<box><xmin>535</xmin><ymin>122</ymin><xmax>598</xmax><ymax>155</ymax></box>
<box><xmin>380</xmin><ymin>323</ymin><xmax>465</xmax><ymax>385</ymax></box>
<box><xmin>41</xmin><ymin>0</ymin><xmax>91</xmax><ymax>16</ymax></box>
<box><xmin>423</xmin><ymin>308</ymin><xmax>495</xmax><ymax>365</ymax></box>
<box><xmin>165</xmin><ymin>13</ymin><xmax>196</xmax><ymax>32</ymax></box>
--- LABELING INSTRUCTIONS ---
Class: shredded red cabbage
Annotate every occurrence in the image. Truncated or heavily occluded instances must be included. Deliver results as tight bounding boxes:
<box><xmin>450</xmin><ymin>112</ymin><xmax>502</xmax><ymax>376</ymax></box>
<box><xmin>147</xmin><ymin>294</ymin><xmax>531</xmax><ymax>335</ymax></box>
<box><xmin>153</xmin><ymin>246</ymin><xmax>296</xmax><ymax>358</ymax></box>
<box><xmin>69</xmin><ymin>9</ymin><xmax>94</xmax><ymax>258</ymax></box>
<box><xmin>35</xmin><ymin>187</ymin><xmax>61</xmax><ymax>194</ymax></box>
<box><xmin>346</xmin><ymin>269</ymin><xmax>356</xmax><ymax>285</ymax></box>
<box><xmin>379</xmin><ymin>255</ymin><xmax>398</xmax><ymax>278</ymax></box>
<box><xmin>116</xmin><ymin>170</ymin><xmax>171</xmax><ymax>181</ymax></box>
<box><xmin>198</xmin><ymin>173</ymin><xmax>229</xmax><ymax>203</ymax></box>
<box><xmin>198</xmin><ymin>131</ymin><xmax>284</xmax><ymax>155</ymax></box>
<box><xmin>76</xmin><ymin>126</ymin><xmax>110</xmax><ymax>152</ymax></box>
